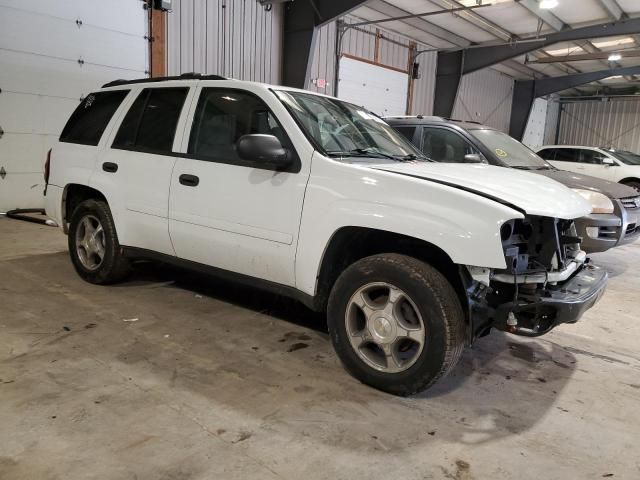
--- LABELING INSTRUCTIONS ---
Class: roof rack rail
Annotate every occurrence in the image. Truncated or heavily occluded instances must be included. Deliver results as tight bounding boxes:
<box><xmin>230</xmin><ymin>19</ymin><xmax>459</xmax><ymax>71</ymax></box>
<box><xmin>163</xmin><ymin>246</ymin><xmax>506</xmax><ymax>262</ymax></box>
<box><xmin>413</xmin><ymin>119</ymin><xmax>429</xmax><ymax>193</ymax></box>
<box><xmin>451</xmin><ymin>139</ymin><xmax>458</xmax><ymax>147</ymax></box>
<box><xmin>101</xmin><ymin>73</ymin><xmax>227</xmax><ymax>88</ymax></box>
<box><xmin>444</xmin><ymin>117</ymin><xmax>482</xmax><ymax>125</ymax></box>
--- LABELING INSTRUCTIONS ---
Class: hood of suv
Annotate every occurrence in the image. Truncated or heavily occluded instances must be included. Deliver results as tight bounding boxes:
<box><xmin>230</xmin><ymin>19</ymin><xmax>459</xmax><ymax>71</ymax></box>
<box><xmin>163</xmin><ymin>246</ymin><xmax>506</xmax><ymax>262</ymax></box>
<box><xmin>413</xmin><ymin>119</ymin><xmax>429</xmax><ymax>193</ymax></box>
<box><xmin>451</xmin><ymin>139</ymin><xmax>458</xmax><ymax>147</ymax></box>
<box><xmin>535</xmin><ymin>169</ymin><xmax>638</xmax><ymax>200</ymax></box>
<box><xmin>370</xmin><ymin>162</ymin><xmax>591</xmax><ymax>219</ymax></box>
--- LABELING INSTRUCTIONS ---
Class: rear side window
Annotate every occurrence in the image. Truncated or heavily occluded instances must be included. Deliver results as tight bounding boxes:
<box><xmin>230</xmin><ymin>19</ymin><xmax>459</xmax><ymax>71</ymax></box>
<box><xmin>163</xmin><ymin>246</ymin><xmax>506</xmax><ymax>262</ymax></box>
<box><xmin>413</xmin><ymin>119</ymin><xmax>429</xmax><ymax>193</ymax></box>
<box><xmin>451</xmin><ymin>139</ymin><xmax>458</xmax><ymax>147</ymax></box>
<box><xmin>60</xmin><ymin>90</ymin><xmax>129</xmax><ymax>146</ymax></box>
<box><xmin>422</xmin><ymin>127</ymin><xmax>480</xmax><ymax>162</ymax></box>
<box><xmin>554</xmin><ymin>148</ymin><xmax>578</xmax><ymax>162</ymax></box>
<box><xmin>113</xmin><ymin>87</ymin><xmax>189</xmax><ymax>153</ymax></box>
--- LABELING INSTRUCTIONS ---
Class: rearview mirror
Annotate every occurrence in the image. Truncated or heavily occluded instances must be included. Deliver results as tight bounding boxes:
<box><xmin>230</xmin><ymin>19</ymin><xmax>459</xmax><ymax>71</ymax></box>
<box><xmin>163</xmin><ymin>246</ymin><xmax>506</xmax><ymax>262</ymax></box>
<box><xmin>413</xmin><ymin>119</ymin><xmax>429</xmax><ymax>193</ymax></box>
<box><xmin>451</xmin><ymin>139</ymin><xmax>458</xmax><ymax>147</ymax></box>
<box><xmin>237</xmin><ymin>134</ymin><xmax>292</xmax><ymax>169</ymax></box>
<box><xmin>463</xmin><ymin>153</ymin><xmax>484</xmax><ymax>163</ymax></box>
<box><xmin>602</xmin><ymin>157</ymin><xmax>615</xmax><ymax>166</ymax></box>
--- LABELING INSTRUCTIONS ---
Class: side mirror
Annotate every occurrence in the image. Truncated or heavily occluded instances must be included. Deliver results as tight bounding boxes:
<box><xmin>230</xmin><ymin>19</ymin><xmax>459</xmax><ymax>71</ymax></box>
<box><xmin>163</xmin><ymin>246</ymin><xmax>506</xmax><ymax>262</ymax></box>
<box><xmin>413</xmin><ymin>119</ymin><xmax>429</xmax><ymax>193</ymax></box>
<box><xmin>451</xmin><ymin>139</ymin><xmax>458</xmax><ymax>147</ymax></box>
<box><xmin>602</xmin><ymin>157</ymin><xmax>615</xmax><ymax>166</ymax></box>
<box><xmin>463</xmin><ymin>153</ymin><xmax>484</xmax><ymax>163</ymax></box>
<box><xmin>237</xmin><ymin>134</ymin><xmax>291</xmax><ymax>169</ymax></box>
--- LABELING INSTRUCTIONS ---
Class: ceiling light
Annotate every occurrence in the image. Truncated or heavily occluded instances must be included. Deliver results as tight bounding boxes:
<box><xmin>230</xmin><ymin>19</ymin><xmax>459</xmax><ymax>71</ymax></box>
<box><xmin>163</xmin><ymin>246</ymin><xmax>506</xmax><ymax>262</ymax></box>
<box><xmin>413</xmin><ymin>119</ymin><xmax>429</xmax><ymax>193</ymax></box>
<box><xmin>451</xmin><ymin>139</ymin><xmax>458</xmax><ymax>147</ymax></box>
<box><xmin>539</xmin><ymin>0</ymin><xmax>558</xmax><ymax>9</ymax></box>
<box><xmin>608</xmin><ymin>53</ymin><xmax>622</xmax><ymax>62</ymax></box>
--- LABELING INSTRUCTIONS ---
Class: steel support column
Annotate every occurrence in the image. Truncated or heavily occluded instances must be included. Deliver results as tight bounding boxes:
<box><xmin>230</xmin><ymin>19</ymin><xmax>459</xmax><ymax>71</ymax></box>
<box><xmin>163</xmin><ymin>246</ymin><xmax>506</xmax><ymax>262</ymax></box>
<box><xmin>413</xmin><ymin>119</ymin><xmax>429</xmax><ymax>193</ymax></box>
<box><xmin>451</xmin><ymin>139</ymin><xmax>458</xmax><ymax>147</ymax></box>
<box><xmin>509</xmin><ymin>66</ymin><xmax>640</xmax><ymax>140</ymax></box>
<box><xmin>433</xmin><ymin>50</ymin><xmax>464</xmax><ymax>118</ymax></box>
<box><xmin>282</xmin><ymin>0</ymin><xmax>366</xmax><ymax>88</ymax></box>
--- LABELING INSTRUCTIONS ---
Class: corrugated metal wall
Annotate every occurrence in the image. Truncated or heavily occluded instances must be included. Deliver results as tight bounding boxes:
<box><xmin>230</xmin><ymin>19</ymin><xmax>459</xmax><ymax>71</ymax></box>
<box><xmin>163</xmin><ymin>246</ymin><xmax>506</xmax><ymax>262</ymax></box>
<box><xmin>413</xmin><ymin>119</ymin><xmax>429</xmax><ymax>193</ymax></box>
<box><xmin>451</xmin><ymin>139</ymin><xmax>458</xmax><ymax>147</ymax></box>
<box><xmin>452</xmin><ymin>68</ymin><xmax>514</xmax><ymax>132</ymax></box>
<box><xmin>165</xmin><ymin>6</ymin><xmax>512</xmax><ymax>125</ymax></box>
<box><xmin>308</xmin><ymin>17</ymin><xmax>436</xmax><ymax>115</ymax></box>
<box><xmin>166</xmin><ymin>0</ymin><xmax>282</xmax><ymax>83</ymax></box>
<box><xmin>558</xmin><ymin>97</ymin><xmax>640</xmax><ymax>152</ymax></box>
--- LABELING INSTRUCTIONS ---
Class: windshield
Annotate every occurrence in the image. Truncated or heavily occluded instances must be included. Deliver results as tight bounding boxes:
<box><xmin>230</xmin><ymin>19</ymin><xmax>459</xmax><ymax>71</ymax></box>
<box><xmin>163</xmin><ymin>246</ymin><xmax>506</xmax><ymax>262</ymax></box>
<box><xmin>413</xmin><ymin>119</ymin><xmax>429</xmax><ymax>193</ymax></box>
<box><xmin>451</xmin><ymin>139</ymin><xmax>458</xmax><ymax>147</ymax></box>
<box><xmin>469</xmin><ymin>129</ymin><xmax>553</xmax><ymax>170</ymax></box>
<box><xmin>274</xmin><ymin>90</ymin><xmax>425</xmax><ymax>162</ymax></box>
<box><xmin>608</xmin><ymin>150</ymin><xmax>640</xmax><ymax>165</ymax></box>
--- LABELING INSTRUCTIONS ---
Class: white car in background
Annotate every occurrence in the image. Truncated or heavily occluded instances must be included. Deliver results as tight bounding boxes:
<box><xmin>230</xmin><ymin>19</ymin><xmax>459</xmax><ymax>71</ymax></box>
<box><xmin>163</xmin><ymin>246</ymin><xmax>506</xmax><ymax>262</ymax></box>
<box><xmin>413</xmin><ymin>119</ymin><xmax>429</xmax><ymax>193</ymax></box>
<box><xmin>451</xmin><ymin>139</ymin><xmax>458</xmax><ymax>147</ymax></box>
<box><xmin>537</xmin><ymin>145</ymin><xmax>640</xmax><ymax>192</ymax></box>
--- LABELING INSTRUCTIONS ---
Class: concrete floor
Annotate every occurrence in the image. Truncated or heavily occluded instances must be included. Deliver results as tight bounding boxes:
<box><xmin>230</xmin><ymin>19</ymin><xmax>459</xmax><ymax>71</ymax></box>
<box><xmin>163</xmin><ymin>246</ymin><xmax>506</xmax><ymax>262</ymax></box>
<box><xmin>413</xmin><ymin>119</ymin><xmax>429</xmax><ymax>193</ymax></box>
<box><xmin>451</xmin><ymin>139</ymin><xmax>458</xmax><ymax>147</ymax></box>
<box><xmin>1</xmin><ymin>217</ymin><xmax>639</xmax><ymax>480</ymax></box>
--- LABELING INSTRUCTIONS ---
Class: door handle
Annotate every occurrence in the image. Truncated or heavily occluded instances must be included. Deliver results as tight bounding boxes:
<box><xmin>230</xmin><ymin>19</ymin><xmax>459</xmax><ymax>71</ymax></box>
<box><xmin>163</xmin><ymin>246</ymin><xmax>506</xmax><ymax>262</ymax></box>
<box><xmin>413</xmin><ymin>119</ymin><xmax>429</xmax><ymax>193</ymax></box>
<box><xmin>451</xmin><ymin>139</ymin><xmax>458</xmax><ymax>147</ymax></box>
<box><xmin>102</xmin><ymin>162</ymin><xmax>118</xmax><ymax>173</ymax></box>
<box><xmin>179</xmin><ymin>174</ymin><xmax>199</xmax><ymax>187</ymax></box>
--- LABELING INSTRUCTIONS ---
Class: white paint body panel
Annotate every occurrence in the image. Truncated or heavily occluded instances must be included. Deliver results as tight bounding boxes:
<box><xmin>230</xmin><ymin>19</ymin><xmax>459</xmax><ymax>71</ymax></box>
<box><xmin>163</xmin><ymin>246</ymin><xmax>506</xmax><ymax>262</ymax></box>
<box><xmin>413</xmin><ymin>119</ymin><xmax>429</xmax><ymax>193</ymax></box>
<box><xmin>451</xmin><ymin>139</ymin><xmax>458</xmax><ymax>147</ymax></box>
<box><xmin>539</xmin><ymin>146</ymin><xmax>640</xmax><ymax>185</ymax></box>
<box><xmin>48</xmin><ymin>81</ymin><xmax>590</xmax><ymax>300</ymax></box>
<box><xmin>0</xmin><ymin>0</ymin><xmax>147</xmax><ymax>212</ymax></box>
<box><xmin>337</xmin><ymin>56</ymin><xmax>409</xmax><ymax>117</ymax></box>
<box><xmin>375</xmin><ymin>162</ymin><xmax>591</xmax><ymax>220</ymax></box>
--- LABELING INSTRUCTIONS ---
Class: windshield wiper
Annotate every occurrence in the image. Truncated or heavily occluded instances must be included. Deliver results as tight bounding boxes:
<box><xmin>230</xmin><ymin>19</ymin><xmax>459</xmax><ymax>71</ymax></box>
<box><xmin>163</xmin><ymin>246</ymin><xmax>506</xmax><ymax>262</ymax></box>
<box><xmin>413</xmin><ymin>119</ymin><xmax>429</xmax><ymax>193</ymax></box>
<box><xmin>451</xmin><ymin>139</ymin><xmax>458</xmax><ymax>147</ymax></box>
<box><xmin>327</xmin><ymin>148</ymin><xmax>397</xmax><ymax>160</ymax></box>
<box><xmin>394</xmin><ymin>153</ymin><xmax>428</xmax><ymax>162</ymax></box>
<box><xmin>512</xmin><ymin>165</ymin><xmax>551</xmax><ymax>171</ymax></box>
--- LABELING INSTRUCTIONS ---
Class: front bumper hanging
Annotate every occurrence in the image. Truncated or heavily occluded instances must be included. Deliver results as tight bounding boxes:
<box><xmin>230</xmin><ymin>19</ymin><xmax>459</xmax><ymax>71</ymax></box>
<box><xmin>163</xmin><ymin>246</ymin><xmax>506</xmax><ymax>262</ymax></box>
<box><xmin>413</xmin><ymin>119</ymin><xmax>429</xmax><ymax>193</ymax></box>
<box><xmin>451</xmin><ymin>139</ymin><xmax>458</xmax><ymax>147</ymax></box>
<box><xmin>494</xmin><ymin>264</ymin><xmax>608</xmax><ymax>337</ymax></box>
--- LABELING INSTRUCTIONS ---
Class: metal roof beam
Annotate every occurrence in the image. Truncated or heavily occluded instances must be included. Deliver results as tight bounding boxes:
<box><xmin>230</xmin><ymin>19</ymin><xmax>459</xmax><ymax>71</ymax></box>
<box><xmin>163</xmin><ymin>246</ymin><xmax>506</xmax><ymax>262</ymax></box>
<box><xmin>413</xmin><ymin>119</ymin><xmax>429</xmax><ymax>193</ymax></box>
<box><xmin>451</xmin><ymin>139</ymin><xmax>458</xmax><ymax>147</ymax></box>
<box><xmin>526</xmin><ymin>49</ymin><xmax>640</xmax><ymax>63</ymax></box>
<box><xmin>451</xmin><ymin>17</ymin><xmax>640</xmax><ymax>75</ymax></box>
<box><xmin>597</xmin><ymin>0</ymin><xmax>624</xmax><ymax>21</ymax></box>
<box><xmin>516</xmin><ymin>0</ymin><xmax>565</xmax><ymax>31</ymax></box>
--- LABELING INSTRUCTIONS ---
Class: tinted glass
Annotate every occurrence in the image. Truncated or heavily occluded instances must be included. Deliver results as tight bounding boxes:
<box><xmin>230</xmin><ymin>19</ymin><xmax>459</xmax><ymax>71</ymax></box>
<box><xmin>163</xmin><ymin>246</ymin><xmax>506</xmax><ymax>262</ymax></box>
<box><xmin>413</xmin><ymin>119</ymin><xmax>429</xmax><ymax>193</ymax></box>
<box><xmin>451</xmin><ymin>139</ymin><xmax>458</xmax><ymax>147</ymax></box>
<box><xmin>60</xmin><ymin>90</ymin><xmax>129</xmax><ymax>145</ymax></box>
<box><xmin>579</xmin><ymin>149</ymin><xmax>606</xmax><ymax>164</ymax></box>
<box><xmin>275</xmin><ymin>90</ymin><xmax>424</xmax><ymax>162</ymax></box>
<box><xmin>188</xmin><ymin>88</ymin><xmax>293</xmax><ymax>165</ymax></box>
<box><xmin>113</xmin><ymin>87</ymin><xmax>188</xmax><ymax>153</ymax></box>
<box><xmin>394</xmin><ymin>126</ymin><xmax>417</xmax><ymax>143</ymax></box>
<box><xmin>537</xmin><ymin>148</ymin><xmax>556</xmax><ymax>160</ymax></box>
<box><xmin>423</xmin><ymin>127</ymin><xmax>480</xmax><ymax>163</ymax></box>
<box><xmin>554</xmin><ymin>148</ymin><xmax>578</xmax><ymax>162</ymax></box>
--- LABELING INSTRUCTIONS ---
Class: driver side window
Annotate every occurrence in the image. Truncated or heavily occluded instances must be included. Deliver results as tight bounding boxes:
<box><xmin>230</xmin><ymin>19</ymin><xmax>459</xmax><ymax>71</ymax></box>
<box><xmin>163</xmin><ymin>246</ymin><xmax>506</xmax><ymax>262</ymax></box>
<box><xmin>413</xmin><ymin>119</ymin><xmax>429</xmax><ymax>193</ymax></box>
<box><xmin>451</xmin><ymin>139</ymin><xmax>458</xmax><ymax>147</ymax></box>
<box><xmin>188</xmin><ymin>88</ymin><xmax>292</xmax><ymax>166</ymax></box>
<box><xmin>422</xmin><ymin>127</ymin><xmax>480</xmax><ymax>163</ymax></box>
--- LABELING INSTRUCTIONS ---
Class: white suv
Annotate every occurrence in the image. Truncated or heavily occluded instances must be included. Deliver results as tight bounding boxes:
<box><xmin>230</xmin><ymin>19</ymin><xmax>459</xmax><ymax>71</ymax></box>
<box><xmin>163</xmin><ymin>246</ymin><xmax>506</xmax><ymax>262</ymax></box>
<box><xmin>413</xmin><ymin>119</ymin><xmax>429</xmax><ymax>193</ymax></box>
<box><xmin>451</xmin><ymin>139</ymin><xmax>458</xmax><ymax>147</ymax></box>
<box><xmin>45</xmin><ymin>74</ymin><xmax>606</xmax><ymax>395</ymax></box>
<box><xmin>537</xmin><ymin>145</ymin><xmax>640</xmax><ymax>192</ymax></box>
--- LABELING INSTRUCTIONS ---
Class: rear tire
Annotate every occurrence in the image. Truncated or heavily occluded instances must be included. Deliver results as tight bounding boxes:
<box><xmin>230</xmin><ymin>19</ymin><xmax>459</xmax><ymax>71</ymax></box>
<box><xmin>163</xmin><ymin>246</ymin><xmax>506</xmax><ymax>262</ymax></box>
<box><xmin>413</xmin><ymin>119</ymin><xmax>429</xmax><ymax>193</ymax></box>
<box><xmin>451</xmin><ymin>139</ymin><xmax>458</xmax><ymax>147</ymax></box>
<box><xmin>327</xmin><ymin>253</ymin><xmax>466</xmax><ymax>396</ymax></box>
<box><xmin>68</xmin><ymin>199</ymin><xmax>130</xmax><ymax>284</ymax></box>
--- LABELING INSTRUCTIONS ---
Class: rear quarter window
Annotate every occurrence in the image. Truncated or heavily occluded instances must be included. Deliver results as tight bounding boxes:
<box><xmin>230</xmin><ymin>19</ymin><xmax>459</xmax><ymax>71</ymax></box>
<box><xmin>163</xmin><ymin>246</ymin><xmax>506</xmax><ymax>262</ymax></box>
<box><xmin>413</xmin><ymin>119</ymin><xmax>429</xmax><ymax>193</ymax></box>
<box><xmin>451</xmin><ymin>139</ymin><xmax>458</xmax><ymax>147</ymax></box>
<box><xmin>60</xmin><ymin>90</ymin><xmax>129</xmax><ymax>146</ymax></box>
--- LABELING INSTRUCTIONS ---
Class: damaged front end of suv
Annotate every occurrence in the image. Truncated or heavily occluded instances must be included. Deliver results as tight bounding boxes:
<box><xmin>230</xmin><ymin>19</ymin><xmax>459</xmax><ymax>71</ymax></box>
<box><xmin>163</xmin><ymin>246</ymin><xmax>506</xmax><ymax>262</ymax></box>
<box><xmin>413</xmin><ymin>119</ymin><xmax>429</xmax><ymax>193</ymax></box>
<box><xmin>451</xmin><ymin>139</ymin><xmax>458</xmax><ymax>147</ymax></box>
<box><xmin>464</xmin><ymin>215</ymin><xmax>608</xmax><ymax>340</ymax></box>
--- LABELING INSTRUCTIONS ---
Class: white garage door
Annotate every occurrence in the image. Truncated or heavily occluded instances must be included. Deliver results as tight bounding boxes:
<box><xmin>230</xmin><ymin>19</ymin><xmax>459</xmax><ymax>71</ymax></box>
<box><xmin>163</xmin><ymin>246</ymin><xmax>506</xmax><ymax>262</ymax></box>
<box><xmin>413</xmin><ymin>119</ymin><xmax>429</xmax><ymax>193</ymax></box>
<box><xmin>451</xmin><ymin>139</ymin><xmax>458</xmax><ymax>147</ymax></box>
<box><xmin>337</xmin><ymin>56</ymin><xmax>409</xmax><ymax>117</ymax></box>
<box><xmin>0</xmin><ymin>0</ymin><xmax>148</xmax><ymax>213</ymax></box>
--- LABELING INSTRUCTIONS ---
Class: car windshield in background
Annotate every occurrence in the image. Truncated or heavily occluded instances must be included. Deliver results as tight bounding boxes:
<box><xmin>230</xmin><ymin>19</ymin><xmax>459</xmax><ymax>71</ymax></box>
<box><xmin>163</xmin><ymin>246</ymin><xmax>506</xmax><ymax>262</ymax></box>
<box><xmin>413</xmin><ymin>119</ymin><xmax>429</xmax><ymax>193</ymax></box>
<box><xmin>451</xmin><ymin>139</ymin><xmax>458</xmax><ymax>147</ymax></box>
<box><xmin>469</xmin><ymin>129</ymin><xmax>553</xmax><ymax>170</ymax></box>
<box><xmin>274</xmin><ymin>90</ymin><xmax>425</xmax><ymax>162</ymax></box>
<box><xmin>609</xmin><ymin>150</ymin><xmax>640</xmax><ymax>165</ymax></box>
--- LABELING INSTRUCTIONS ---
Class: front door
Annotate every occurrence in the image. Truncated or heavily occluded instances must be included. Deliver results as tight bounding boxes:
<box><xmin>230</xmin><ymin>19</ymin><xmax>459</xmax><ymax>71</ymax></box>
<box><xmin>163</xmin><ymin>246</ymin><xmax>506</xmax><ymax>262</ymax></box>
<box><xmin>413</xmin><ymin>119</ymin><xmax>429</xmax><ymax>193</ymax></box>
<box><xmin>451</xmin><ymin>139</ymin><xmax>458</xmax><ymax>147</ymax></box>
<box><xmin>168</xmin><ymin>87</ymin><xmax>309</xmax><ymax>286</ymax></box>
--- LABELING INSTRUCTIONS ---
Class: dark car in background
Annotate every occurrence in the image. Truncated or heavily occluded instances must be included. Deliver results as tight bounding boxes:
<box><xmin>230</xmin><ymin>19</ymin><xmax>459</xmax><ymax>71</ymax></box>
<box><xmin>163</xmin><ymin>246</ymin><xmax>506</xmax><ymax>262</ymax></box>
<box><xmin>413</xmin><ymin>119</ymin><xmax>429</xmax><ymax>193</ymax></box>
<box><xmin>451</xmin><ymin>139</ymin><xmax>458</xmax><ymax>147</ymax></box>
<box><xmin>386</xmin><ymin>116</ymin><xmax>640</xmax><ymax>253</ymax></box>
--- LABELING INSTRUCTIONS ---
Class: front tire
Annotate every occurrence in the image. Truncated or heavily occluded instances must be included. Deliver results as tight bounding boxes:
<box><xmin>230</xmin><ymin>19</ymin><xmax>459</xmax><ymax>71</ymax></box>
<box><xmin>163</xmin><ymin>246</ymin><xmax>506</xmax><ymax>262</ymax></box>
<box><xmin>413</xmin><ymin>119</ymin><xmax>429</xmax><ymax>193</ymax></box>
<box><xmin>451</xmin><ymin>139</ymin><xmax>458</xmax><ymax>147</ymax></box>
<box><xmin>68</xmin><ymin>199</ymin><xmax>130</xmax><ymax>284</ymax></box>
<box><xmin>327</xmin><ymin>254</ymin><xmax>465</xmax><ymax>396</ymax></box>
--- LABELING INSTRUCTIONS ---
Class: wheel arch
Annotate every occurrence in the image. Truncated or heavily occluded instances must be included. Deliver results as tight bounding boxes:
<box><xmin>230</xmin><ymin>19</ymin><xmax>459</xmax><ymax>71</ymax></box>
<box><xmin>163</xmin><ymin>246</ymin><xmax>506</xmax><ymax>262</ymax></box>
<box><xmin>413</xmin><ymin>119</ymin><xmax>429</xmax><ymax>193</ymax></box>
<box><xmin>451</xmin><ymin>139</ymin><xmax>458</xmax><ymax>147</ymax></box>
<box><xmin>313</xmin><ymin>226</ymin><xmax>468</xmax><ymax>316</ymax></box>
<box><xmin>62</xmin><ymin>184</ymin><xmax>107</xmax><ymax>233</ymax></box>
<box><xmin>619</xmin><ymin>177</ymin><xmax>640</xmax><ymax>187</ymax></box>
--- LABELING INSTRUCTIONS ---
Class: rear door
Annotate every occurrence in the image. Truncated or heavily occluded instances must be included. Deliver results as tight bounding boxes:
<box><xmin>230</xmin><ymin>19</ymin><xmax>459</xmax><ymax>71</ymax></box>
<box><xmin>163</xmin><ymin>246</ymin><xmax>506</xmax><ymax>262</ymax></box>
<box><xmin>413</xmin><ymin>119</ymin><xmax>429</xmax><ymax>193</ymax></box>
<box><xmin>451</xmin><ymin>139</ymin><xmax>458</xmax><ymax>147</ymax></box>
<box><xmin>168</xmin><ymin>86</ymin><xmax>309</xmax><ymax>286</ymax></box>
<box><xmin>91</xmin><ymin>85</ymin><xmax>193</xmax><ymax>256</ymax></box>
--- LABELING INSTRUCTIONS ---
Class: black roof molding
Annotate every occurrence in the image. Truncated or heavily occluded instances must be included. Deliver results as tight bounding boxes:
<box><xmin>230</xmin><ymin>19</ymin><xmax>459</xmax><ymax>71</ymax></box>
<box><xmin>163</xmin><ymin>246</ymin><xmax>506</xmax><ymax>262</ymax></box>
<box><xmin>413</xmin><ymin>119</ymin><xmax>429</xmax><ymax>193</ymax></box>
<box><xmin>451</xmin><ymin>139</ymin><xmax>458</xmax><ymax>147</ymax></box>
<box><xmin>102</xmin><ymin>73</ymin><xmax>227</xmax><ymax>88</ymax></box>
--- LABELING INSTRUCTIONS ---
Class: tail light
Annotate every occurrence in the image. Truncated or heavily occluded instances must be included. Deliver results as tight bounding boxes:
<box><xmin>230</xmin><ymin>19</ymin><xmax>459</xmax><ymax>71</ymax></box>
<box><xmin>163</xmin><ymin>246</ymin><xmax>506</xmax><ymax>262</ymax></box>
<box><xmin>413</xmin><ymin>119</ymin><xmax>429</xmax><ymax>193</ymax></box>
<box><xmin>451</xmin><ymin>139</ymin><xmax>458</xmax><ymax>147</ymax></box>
<box><xmin>44</xmin><ymin>148</ymin><xmax>51</xmax><ymax>184</ymax></box>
